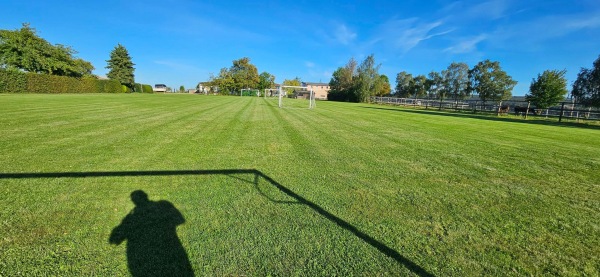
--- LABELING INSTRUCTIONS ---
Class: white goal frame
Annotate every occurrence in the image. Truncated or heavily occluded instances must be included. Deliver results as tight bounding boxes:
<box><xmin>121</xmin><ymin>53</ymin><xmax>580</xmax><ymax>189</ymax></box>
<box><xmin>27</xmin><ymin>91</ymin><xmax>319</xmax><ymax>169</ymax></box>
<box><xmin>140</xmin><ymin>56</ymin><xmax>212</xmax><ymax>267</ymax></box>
<box><xmin>278</xmin><ymin>85</ymin><xmax>315</xmax><ymax>109</ymax></box>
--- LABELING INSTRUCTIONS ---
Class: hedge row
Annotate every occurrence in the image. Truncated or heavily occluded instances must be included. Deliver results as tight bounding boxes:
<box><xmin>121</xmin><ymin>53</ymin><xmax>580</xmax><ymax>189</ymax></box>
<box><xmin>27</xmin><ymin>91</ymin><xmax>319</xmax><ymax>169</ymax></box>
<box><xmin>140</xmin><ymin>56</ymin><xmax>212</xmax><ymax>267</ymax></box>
<box><xmin>0</xmin><ymin>69</ymin><xmax>151</xmax><ymax>94</ymax></box>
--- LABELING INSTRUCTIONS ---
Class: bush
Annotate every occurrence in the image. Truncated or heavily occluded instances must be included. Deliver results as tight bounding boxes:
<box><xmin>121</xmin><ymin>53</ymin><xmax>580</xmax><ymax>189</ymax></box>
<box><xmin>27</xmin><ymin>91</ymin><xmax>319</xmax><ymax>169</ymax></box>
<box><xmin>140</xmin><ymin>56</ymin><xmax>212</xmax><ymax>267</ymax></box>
<box><xmin>0</xmin><ymin>69</ymin><xmax>122</xmax><ymax>93</ymax></box>
<box><xmin>0</xmin><ymin>69</ymin><xmax>27</xmax><ymax>93</ymax></box>
<box><xmin>121</xmin><ymin>85</ymin><xmax>132</xmax><ymax>93</ymax></box>
<box><xmin>142</xmin><ymin>84</ymin><xmax>153</xmax><ymax>93</ymax></box>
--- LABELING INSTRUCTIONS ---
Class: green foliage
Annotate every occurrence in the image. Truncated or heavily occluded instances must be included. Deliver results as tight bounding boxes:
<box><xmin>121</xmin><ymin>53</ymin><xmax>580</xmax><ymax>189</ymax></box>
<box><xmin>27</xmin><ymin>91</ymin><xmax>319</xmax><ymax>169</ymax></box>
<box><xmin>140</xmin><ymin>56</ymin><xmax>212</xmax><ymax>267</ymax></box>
<box><xmin>97</xmin><ymin>79</ymin><xmax>122</xmax><ymax>93</ymax></box>
<box><xmin>443</xmin><ymin>62</ymin><xmax>470</xmax><ymax>100</ymax></box>
<box><xmin>0</xmin><ymin>68</ymin><xmax>121</xmax><ymax>93</ymax></box>
<box><xmin>572</xmin><ymin>55</ymin><xmax>600</xmax><ymax>108</ymax></box>
<box><xmin>121</xmin><ymin>85</ymin><xmax>132</xmax><ymax>93</ymax></box>
<box><xmin>0</xmin><ymin>68</ymin><xmax>27</xmax><ymax>93</ymax></box>
<box><xmin>207</xmin><ymin>57</ymin><xmax>259</xmax><ymax>94</ymax></box>
<box><xmin>328</xmin><ymin>58</ymin><xmax>357</xmax><ymax>102</ymax></box>
<box><xmin>231</xmin><ymin>57</ymin><xmax>259</xmax><ymax>92</ymax></box>
<box><xmin>394</xmin><ymin>71</ymin><xmax>413</xmax><ymax>98</ymax></box>
<box><xmin>526</xmin><ymin>69</ymin><xmax>568</xmax><ymax>109</ymax></box>
<box><xmin>142</xmin><ymin>84</ymin><xmax>153</xmax><ymax>93</ymax></box>
<box><xmin>0</xmin><ymin>23</ymin><xmax>94</xmax><ymax>77</ymax></box>
<box><xmin>468</xmin><ymin>60</ymin><xmax>517</xmax><ymax>103</ymax></box>
<box><xmin>355</xmin><ymin>54</ymin><xmax>382</xmax><ymax>102</ymax></box>
<box><xmin>257</xmin><ymin>71</ymin><xmax>275</xmax><ymax>90</ymax></box>
<box><xmin>329</xmin><ymin>55</ymin><xmax>383</xmax><ymax>102</ymax></box>
<box><xmin>427</xmin><ymin>71</ymin><xmax>444</xmax><ymax>99</ymax></box>
<box><xmin>282</xmin><ymin>77</ymin><xmax>301</xmax><ymax>96</ymax></box>
<box><xmin>207</xmin><ymin>57</ymin><xmax>261</xmax><ymax>95</ymax></box>
<box><xmin>106</xmin><ymin>43</ymin><xmax>135</xmax><ymax>89</ymax></box>
<box><xmin>208</xmin><ymin>68</ymin><xmax>234</xmax><ymax>95</ymax></box>
<box><xmin>410</xmin><ymin>75</ymin><xmax>429</xmax><ymax>98</ymax></box>
<box><xmin>376</xmin><ymin>75</ymin><xmax>391</xmax><ymax>96</ymax></box>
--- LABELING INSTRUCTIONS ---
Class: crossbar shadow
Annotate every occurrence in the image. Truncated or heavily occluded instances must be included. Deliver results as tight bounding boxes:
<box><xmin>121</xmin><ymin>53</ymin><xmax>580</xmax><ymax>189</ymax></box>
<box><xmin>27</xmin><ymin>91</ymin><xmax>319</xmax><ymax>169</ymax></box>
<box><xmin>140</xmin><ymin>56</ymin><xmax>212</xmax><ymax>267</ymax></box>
<box><xmin>1</xmin><ymin>169</ymin><xmax>434</xmax><ymax>277</ymax></box>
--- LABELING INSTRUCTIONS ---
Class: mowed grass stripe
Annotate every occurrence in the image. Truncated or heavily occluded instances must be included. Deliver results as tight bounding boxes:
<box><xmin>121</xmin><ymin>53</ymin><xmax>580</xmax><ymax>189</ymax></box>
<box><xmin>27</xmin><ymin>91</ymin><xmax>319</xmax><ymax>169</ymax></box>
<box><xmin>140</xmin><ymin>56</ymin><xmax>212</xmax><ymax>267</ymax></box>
<box><xmin>0</xmin><ymin>94</ymin><xmax>598</xmax><ymax>276</ymax></box>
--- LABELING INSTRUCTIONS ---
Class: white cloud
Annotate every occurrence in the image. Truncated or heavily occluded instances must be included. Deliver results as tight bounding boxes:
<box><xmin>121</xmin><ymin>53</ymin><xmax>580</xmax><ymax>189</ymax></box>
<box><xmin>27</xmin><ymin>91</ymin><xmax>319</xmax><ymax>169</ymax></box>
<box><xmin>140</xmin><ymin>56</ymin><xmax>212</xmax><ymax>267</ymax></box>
<box><xmin>466</xmin><ymin>0</ymin><xmax>511</xmax><ymax>20</ymax></box>
<box><xmin>444</xmin><ymin>34</ymin><xmax>488</xmax><ymax>54</ymax></box>
<box><xmin>371</xmin><ymin>18</ymin><xmax>453</xmax><ymax>53</ymax></box>
<box><xmin>334</xmin><ymin>24</ymin><xmax>357</xmax><ymax>45</ymax></box>
<box><xmin>305</xmin><ymin>61</ymin><xmax>315</xmax><ymax>68</ymax></box>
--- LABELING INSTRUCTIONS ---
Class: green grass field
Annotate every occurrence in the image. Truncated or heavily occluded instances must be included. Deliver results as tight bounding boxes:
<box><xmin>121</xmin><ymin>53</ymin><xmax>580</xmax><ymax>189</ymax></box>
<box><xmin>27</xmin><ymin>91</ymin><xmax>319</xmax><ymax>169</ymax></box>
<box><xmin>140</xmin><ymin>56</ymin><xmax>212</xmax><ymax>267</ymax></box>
<box><xmin>1</xmin><ymin>94</ymin><xmax>598</xmax><ymax>276</ymax></box>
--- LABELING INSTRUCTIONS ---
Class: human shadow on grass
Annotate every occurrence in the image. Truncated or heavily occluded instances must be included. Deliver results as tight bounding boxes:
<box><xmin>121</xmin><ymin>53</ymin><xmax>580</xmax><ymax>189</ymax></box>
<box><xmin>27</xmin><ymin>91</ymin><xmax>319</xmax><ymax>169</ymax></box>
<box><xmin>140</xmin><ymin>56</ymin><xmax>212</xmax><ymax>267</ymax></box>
<box><xmin>362</xmin><ymin>106</ymin><xmax>600</xmax><ymax>130</ymax></box>
<box><xmin>109</xmin><ymin>190</ymin><xmax>194</xmax><ymax>277</ymax></box>
<box><xmin>0</xmin><ymin>169</ymin><xmax>434</xmax><ymax>277</ymax></box>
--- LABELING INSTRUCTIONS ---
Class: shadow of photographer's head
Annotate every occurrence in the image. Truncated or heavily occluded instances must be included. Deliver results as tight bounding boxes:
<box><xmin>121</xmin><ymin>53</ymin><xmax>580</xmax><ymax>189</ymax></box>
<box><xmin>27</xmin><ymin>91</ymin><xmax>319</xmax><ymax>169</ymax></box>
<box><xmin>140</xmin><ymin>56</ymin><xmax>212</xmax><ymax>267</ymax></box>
<box><xmin>131</xmin><ymin>190</ymin><xmax>149</xmax><ymax>206</ymax></box>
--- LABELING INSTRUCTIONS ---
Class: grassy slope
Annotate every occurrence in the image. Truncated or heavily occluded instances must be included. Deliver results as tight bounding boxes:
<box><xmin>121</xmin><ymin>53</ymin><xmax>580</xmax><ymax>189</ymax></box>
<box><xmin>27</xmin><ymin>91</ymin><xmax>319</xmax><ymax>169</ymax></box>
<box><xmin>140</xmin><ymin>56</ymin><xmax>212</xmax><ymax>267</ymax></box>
<box><xmin>0</xmin><ymin>94</ymin><xmax>598</xmax><ymax>276</ymax></box>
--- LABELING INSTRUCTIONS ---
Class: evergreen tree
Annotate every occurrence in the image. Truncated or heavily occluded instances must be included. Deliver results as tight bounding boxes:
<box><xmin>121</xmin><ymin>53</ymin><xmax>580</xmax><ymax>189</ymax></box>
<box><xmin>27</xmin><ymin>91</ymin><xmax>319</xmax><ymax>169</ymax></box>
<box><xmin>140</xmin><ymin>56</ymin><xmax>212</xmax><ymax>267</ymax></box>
<box><xmin>106</xmin><ymin>44</ymin><xmax>135</xmax><ymax>89</ymax></box>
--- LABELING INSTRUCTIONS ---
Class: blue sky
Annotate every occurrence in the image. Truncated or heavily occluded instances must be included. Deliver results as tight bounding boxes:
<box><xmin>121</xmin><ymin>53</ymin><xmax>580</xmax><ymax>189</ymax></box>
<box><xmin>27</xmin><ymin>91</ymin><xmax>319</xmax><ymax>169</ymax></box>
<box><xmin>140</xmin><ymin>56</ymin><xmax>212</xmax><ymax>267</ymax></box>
<box><xmin>3</xmin><ymin>0</ymin><xmax>600</xmax><ymax>95</ymax></box>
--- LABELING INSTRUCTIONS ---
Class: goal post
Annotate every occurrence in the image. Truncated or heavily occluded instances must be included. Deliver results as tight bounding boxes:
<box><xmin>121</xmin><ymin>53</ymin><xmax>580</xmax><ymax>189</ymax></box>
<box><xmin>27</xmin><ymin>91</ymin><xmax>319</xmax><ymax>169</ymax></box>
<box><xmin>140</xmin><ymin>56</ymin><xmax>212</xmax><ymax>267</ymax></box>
<box><xmin>278</xmin><ymin>85</ymin><xmax>315</xmax><ymax>109</ymax></box>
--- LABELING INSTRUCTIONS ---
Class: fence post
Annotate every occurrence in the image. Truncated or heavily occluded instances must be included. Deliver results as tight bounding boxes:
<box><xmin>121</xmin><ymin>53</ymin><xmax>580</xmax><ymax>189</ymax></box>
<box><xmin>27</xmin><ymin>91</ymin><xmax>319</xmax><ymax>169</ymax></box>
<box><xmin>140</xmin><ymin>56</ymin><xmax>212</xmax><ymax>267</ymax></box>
<box><xmin>559</xmin><ymin>102</ymin><xmax>565</xmax><ymax>122</ymax></box>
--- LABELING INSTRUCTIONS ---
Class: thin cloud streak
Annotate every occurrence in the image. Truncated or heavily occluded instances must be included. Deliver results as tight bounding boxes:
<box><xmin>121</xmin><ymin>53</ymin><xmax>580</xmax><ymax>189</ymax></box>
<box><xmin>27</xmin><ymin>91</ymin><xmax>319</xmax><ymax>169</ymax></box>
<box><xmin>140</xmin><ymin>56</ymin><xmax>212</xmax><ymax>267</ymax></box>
<box><xmin>370</xmin><ymin>18</ymin><xmax>453</xmax><ymax>53</ymax></box>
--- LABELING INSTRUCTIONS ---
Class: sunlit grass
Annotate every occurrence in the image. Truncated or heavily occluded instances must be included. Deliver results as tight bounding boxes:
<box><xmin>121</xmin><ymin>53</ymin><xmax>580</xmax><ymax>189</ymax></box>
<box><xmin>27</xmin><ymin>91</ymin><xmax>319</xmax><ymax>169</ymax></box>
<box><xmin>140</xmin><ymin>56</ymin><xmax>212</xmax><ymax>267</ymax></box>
<box><xmin>0</xmin><ymin>94</ymin><xmax>598</xmax><ymax>276</ymax></box>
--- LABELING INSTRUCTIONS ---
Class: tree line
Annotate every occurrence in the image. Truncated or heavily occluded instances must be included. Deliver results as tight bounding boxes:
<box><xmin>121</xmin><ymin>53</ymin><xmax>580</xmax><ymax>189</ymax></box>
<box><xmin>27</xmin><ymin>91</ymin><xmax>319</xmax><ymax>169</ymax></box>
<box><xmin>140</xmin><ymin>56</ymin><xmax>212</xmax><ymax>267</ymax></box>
<box><xmin>203</xmin><ymin>57</ymin><xmax>309</xmax><ymax>96</ymax></box>
<box><xmin>328</xmin><ymin>54</ymin><xmax>600</xmax><ymax>109</ymax></box>
<box><xmin>0</xmin><ymin>23</ymin><xmax>138</xmax><ymax>92</ymax></box>
<box><xmin>328</xmin><ymin>55</ymin><xmax>391</xmax><ymax>102</ymax></box>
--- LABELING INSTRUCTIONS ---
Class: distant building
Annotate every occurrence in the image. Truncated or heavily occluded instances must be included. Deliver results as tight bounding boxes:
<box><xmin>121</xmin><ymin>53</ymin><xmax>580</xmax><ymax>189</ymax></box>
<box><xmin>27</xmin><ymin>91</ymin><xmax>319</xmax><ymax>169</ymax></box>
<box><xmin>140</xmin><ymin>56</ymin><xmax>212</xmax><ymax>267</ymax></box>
<box><xmin>153</xmin><ymin>84</ymin><xmax>167</xmax><ymax>92</ymax></box>
<box><xmin>302</xmin><ymin>82</ymin><xmax>329</xmax><ymax>100</ymax></box>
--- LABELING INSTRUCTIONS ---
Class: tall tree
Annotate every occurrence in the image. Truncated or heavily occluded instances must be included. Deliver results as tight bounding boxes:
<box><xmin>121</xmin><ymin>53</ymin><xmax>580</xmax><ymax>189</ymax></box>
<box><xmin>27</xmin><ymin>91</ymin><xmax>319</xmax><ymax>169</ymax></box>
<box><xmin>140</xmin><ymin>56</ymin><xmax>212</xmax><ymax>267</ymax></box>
<box><xmin>572</xmin><ymin>55</ymin><xmax>600</xmax><ymax>107</ymax></box>
<box><xmin>106</xmin><ymin>44</ymin><xmax>135</xmax><ymax>89</ymax></box>
<box><xmin>208</xmin><ymin>67</ymin><xmax>234</xmax><ymax>95</ymax></box>
<box><xmin>411</xmin><ymin>75</ymin><xmax>429</xmax><ymax>98</ymax></box>
<box><xmin>257</xmin><ymin>71</ymin><xmax>276</xmax><ymax>90</ymax></box>
<box><xmin>427</xmin><ymin>71</ymin><xmax>444</xmax><ymax>99</ymax></box>
<box><xmin>328</xmin><ymin>58</ymin><xmax>357</xmax><ymax>101</ymax></box>
<box><xmin>355</xmin><ymin>54</ymin><xmax>381</xmax><ymax>102</ymax></box>
<box><xmin>230</xmin><ymin>57</ymin><xmax>259</xmax><ymax>92</ymax></box>
<box><xmin>443</xmin><ymin>62</ymin><xmax>470</xmax><ymax>101</ymax></box>
<box><xmin>395</xmin><ymin>71</ymin><xmax>413</xmax><ymax>98</ymax></box>
<box><xmin>526</xmin><ymin>69</ymin><xmax>568</xmax><ymax>109</ymax></box>
<box><xmin>376</xmin><ymin>75</ymin><xmax>391</xmax><ymax>96</ymax></box>
<box><xmin>468</xmin><ymin>60</ymin><xmax>517</xmax><ymax>104</ymax></box>
<box><xmin>0</xmin><ymin>23</ymin><xmax>94</xmax><ymax>77</ymax></box>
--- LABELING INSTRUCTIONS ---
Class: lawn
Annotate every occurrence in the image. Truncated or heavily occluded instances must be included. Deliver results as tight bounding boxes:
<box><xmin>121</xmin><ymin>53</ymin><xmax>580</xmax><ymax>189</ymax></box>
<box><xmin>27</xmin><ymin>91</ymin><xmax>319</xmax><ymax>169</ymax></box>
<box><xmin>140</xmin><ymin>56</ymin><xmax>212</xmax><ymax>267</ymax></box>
<box><xmin>0</xmin><ymin>94</ymin><xmax>598</xmax><ymax>276</ymax></box>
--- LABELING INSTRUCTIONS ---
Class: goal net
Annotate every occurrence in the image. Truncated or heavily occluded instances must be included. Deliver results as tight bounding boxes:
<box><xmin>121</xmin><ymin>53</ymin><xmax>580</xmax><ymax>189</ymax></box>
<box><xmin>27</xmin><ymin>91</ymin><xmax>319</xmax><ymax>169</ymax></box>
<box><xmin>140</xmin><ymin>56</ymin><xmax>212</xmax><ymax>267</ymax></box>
<box><xmin>240</xmin><ymin>88</ymin><xmax>260</xmax><ymax>97</ymax></box>
<box><xmin>274</xmin><ymin>86</ymin><xmax>316</xmax><ymax>109</ymax></box>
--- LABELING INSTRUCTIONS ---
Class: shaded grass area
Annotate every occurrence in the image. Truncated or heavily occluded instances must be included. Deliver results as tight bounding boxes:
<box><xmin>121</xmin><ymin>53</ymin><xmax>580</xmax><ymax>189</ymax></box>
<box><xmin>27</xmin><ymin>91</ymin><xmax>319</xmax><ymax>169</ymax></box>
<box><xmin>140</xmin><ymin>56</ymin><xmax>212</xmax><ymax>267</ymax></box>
<box><xmin>0</xmin><ymin>94</ymin><xmax>598</xmax><ymax>276</ymax></box>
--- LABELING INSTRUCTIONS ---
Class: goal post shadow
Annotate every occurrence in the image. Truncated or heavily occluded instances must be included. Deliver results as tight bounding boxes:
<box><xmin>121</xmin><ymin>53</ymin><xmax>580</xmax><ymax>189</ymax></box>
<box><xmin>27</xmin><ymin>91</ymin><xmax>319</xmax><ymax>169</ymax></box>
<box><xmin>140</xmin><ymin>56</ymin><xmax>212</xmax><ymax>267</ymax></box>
<box><xmin>0</xmin><ymin>169</ymin><xmax>432</xmax><ymax>276</ymax></box>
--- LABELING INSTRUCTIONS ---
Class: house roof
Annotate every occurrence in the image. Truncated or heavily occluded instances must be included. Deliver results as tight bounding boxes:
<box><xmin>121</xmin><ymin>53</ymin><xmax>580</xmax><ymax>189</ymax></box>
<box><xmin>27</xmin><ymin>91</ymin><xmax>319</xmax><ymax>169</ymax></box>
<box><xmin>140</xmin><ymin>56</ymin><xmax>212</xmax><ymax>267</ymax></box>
<box><xmin>303</xmin><ymin>82</ymin><xmax>329</xmax><ymax>86</ymax></box>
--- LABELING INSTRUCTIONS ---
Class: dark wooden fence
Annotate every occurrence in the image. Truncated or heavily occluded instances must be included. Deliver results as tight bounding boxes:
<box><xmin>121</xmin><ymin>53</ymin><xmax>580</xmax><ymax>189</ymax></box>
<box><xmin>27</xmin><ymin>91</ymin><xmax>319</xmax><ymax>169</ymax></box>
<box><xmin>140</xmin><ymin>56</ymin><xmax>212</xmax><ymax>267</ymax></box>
<box><xmin>371</xmin><ymin>97</ymin><xmax>600</xmax><ymax>122</ymax></box>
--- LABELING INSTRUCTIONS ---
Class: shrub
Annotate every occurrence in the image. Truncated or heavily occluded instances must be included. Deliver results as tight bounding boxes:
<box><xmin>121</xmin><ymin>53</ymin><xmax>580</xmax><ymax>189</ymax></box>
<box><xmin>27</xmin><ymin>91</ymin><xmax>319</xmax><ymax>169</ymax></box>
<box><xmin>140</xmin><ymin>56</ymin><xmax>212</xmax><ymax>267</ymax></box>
<box><xmin>0</xmin><ymin>69</ymin><xmax>27</xmax><ymax>93</ymax></box>
<box><xmin>142</xmin><ymin>84</ymin><xmax>153</xmax><ymax>93</ymax></box>
<box><xmin>0</xmin><ymin>69</ymin><xmax>122</xmax><ymax>93</ymax></box>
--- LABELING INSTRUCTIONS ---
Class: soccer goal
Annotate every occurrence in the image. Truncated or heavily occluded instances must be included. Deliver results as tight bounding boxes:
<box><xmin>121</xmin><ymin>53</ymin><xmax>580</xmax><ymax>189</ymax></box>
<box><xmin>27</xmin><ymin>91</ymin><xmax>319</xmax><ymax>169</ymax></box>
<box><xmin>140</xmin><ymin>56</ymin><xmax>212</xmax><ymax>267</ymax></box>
<box><xmin>240</xmin><ymin>88</ymin><xmax>260</xmax><ymax>97</ymax></box>
<box><xmin>263</xmin><ymin>88</ymin><xmax>279</xmax><ymax>98</ymax></box>
<box><xmin>276</xmin><ymin>86</ymin><xmax>316</xmax><ymax>109</ymax></box>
